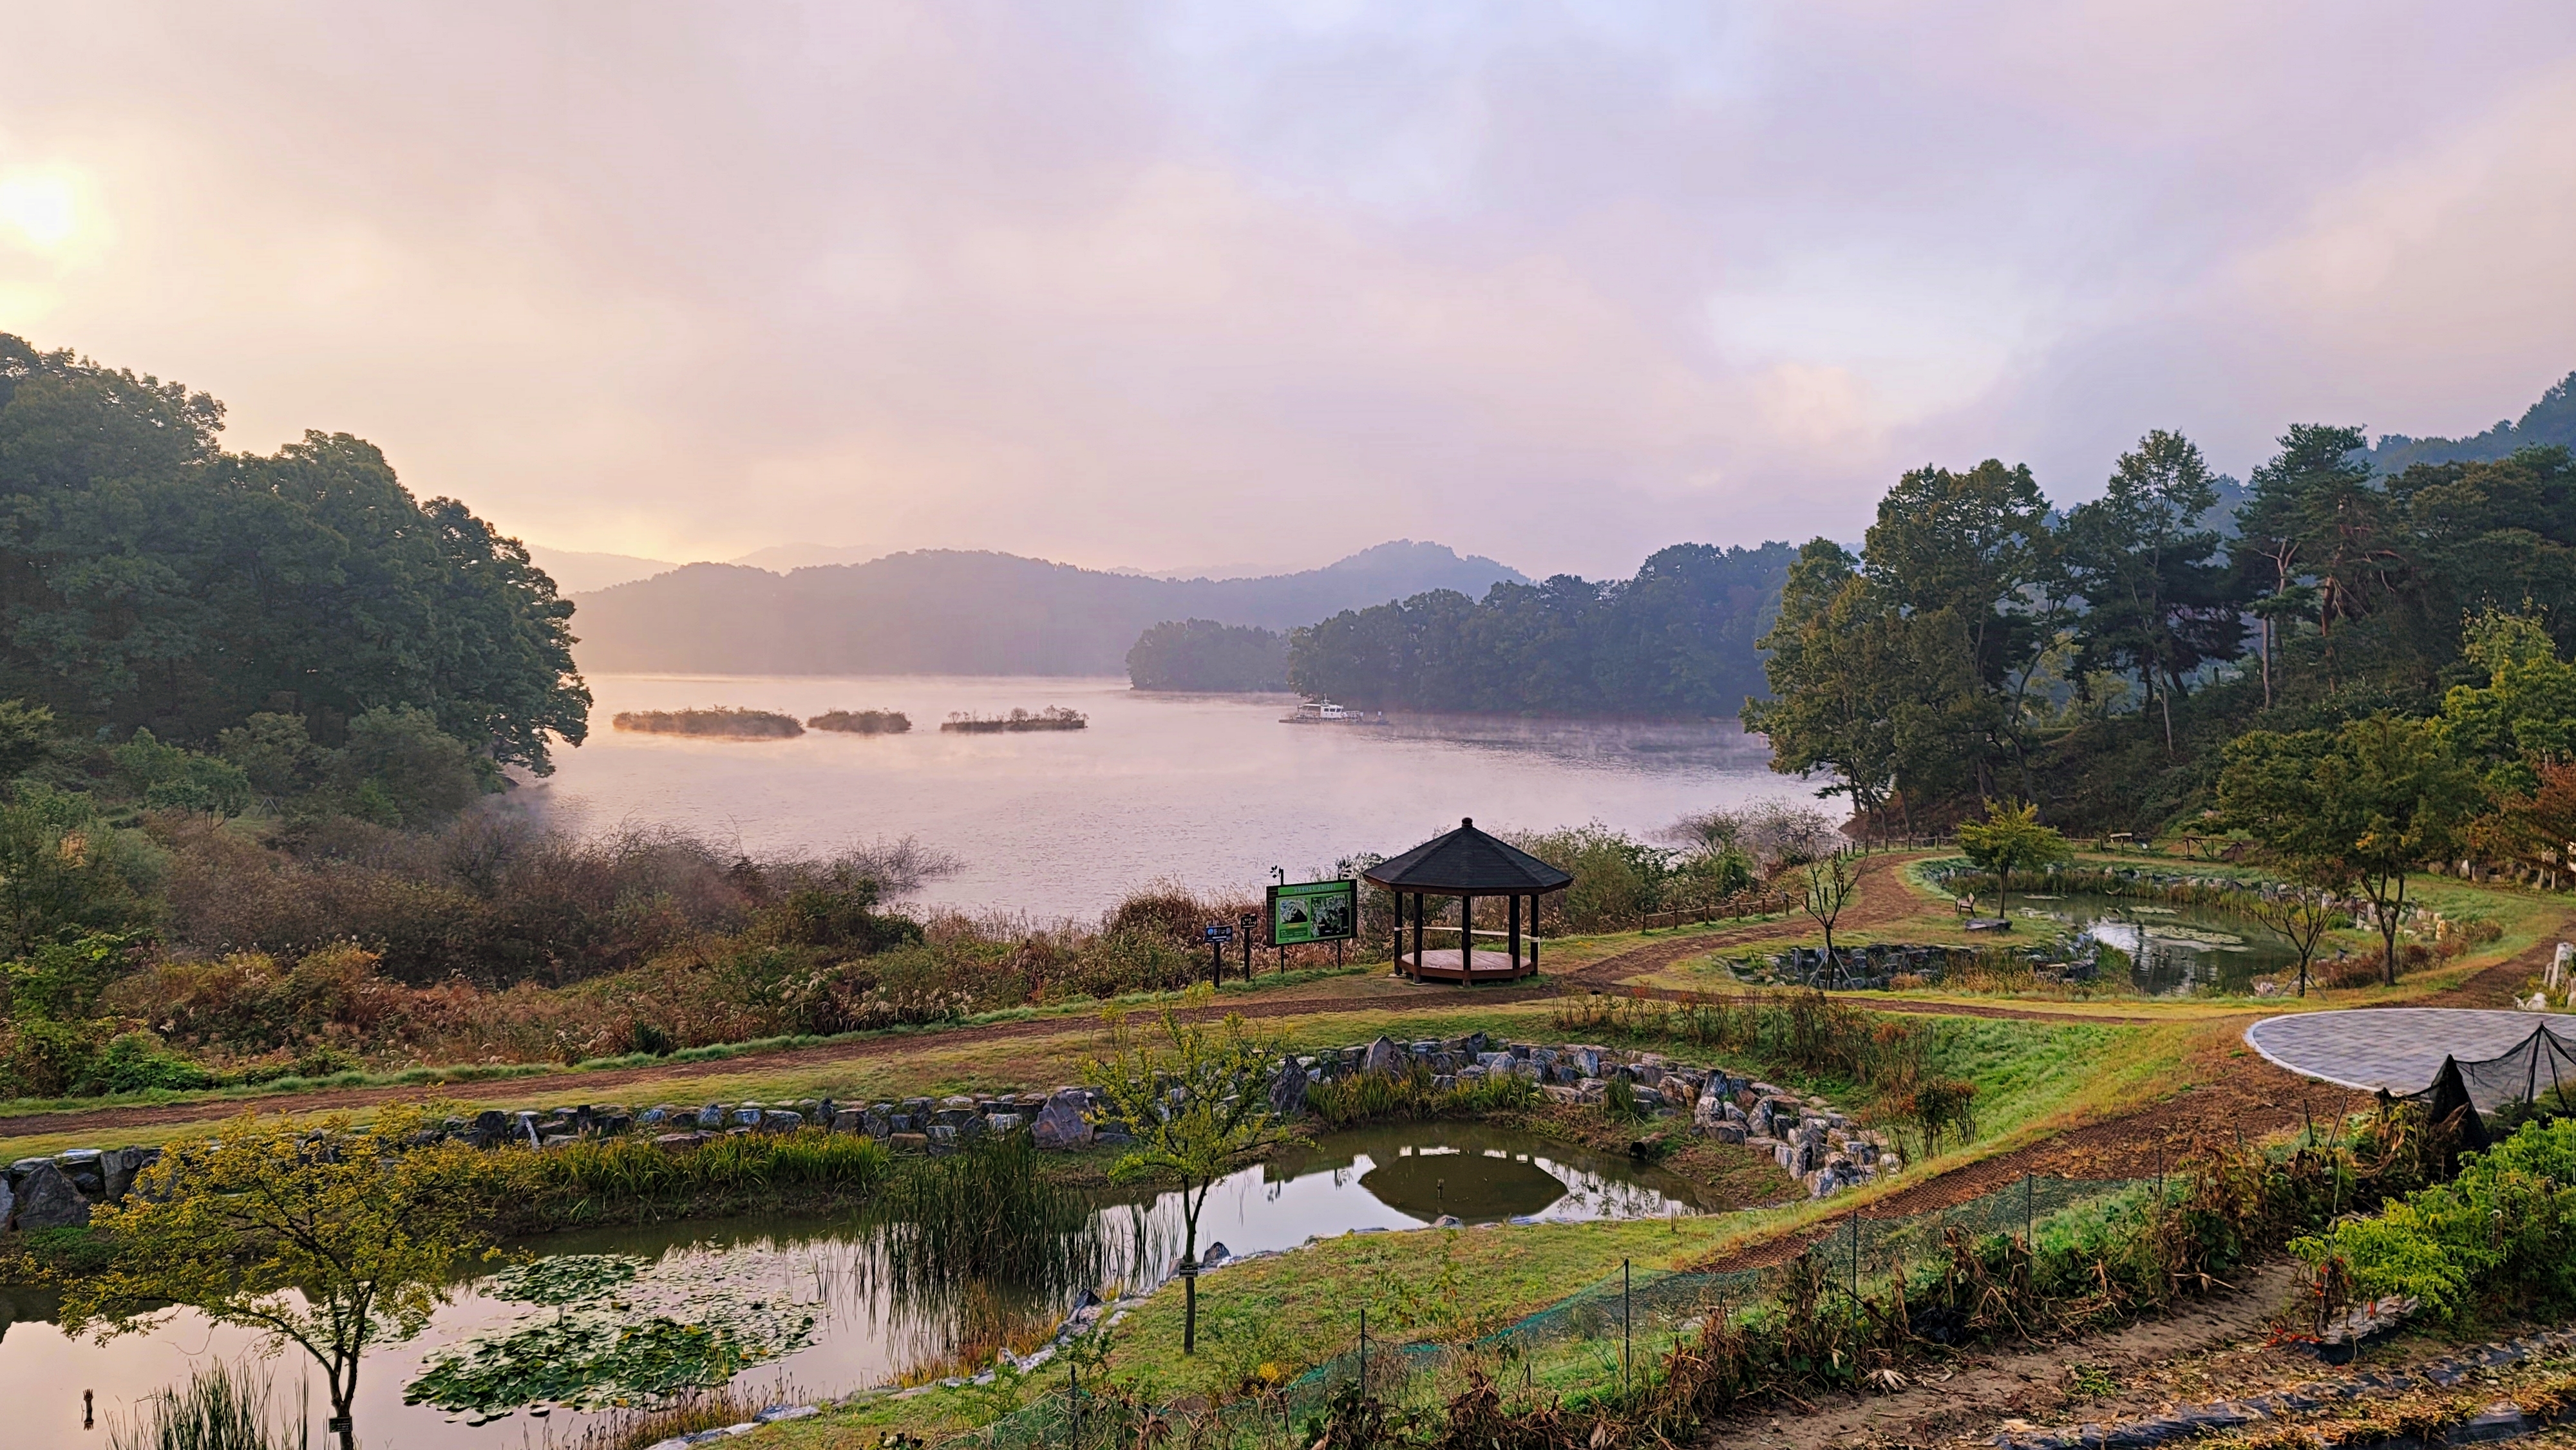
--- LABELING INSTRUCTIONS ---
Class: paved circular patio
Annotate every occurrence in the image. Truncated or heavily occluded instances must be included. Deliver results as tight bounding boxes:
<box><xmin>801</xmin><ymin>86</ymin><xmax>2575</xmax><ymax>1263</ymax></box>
<box><xmin>2246</xmin><ymin>1008</ymin><xmax>2576</xmax><ymax>1093</ymax></box>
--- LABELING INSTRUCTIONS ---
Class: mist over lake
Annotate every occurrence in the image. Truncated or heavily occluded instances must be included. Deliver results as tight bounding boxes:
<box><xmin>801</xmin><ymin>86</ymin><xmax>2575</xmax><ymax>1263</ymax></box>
<box><xmin>522</xmin><ymin>675</ymin><xmax>1810</xmax><ymax>919</ymax></box>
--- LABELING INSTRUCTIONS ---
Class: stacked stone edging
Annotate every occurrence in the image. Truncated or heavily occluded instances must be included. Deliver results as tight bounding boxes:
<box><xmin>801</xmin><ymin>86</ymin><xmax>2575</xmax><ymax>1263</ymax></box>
<box><xmin>4</xmin><ymin>1031</ymin><xmax>1894</xmax><ymax>1234</ymax></box>
<box><xmin>1991</xmin><ymin>1325</ymin><xmax>2576</xmax><ymax>1450</ymax></box>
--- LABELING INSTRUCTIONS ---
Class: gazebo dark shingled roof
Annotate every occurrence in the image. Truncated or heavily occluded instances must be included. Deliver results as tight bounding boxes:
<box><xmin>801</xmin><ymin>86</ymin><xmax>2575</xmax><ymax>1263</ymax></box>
<box><xmin>1363</xmin><ymin>818</ymin><xmax>1571</xmax><ymax>896</ymax></box>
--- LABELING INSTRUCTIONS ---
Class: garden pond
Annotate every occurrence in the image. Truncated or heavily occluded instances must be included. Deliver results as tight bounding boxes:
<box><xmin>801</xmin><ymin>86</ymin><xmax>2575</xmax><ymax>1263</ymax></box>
<box><xmin>0</xmin><ymin>1120</ymin><xmax>1717</xmax><ymax>1450</ymax></box>
<box><xmin>2016</xmin><ymin>892</ymin><xmax>2303</xmax><ymax>995</ymax></box>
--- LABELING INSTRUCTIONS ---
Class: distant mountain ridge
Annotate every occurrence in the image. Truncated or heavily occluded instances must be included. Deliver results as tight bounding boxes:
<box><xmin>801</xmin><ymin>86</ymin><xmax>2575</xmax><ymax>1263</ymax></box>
<box><xmin>569</xmin><ymin>540</ymin><xmax>1529</xmax><ymax>675</ymax></box>
<box><xmin>2367</xmin><ymin>368</ymin><xmax>2576</xmax><ymax>473</ymax></box>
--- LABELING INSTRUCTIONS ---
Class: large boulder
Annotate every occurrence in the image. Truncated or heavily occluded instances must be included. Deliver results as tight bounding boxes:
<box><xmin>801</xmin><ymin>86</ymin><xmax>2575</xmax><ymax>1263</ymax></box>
<box><xmin>1362</xmin><ymin>1036</ymin><xmax>1401</xmax><ymax>1076</ymax></box>
<box><xmin>0</xmin><ymin>1176</ymin><xmax>12</xmax><ymax>1232</ymax></box>
<box><xmin>1032</xmin><ymin>1089</ymin><xmax>1094</xmax><ymax>1151</ymax></box>
<box><xmin>14</xmin><ymin>1160</ymin><xmax>90</xmax><ymax>1230</ymax></box>
<box><xmin>52</xmin><ymin>1150</ymin><xmax>106</xmax><ymax>1200</ymax></box>
<box><xmin>1267</xmin><ymin>1060</ymin><xmax>1308</xmax><ymax>1117</ymax></box>
<box><xmin>101</xmin><ymin>1147</ymin><xmax>155</xmax><ymax>1204</ymax></box>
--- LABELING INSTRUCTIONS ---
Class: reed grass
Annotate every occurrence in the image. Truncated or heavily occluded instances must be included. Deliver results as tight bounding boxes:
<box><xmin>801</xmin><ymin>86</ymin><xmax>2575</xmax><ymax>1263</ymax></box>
<box><xmin>873</xmin><ymin>1133</ymin><xmax>1103</xmax><ymax>1297</ymax></box>
<box><xmin>108</xmin><ymin>1360</ymin><xmax>309</xmax><ymax>1450</ymax></box>
<box><xmin>1306</xmin><ymin>1062</ymin><xmax>1540</xmax><ymax>1129</ymax></box>
<box><xmin>502</xmin><ymin>1127</ymin><xmax>893</xmax><ymax>1220</ymax></box>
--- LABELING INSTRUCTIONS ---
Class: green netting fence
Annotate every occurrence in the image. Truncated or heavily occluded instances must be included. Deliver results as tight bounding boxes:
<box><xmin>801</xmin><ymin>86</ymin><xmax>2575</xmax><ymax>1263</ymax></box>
<box><xmin>947</xmin><ymin>1172</ymin><xmax>2159</xmax><ymax>1449</ymax></box>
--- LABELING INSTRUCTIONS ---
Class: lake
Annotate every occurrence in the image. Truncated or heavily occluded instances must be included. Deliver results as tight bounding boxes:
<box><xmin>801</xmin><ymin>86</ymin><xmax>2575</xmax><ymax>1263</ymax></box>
<box><xmin>0</xmin><ymin>1122</ymin><xmax>1714</xmax><ymax>1450</ymax></box>
<box><xmin>518</xmin><ymin>675</ymin><xmax>1810</xmax><ymax>920</ymax></box>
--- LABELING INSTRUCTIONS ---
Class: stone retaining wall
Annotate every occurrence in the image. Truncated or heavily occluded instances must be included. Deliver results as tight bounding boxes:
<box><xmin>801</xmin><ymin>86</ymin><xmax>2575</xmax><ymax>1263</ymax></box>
<box><xmin>3</xmin><ymin>1031</ymin><xmax>1894</xmax><ymax>1232</ymax></box>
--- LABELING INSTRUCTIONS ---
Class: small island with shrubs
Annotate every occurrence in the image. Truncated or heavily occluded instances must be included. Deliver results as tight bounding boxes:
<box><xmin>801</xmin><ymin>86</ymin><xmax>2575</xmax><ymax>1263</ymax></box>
<box><xmin>807</xmin><ymin>708</ymin><xmax>912</xmax><ymax>734</ymax></box>
<box><xmin>940</xmin><ymin>706</ymin><xmax>1087</xmax><ymax>733</ymax></box>
<box><xmin>611</xmin><ymin>706</ymin><xmax>805</xmax><ymax>739</ymax></box>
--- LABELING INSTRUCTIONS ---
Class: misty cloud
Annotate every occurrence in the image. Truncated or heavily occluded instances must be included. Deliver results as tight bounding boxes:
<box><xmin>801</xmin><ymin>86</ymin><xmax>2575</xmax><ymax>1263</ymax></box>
<box><xmin>2</xmin><ymin>1</ymin><xmax>2571</xmax><ymax>578</ymax></box>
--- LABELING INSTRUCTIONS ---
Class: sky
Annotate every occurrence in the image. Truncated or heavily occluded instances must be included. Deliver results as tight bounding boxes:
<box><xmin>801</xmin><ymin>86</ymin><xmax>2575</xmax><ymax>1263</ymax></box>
<box><xmin>3</xmin><ymin>3</ymin><xmax>2575</xmax><ymax>581</ymax></box>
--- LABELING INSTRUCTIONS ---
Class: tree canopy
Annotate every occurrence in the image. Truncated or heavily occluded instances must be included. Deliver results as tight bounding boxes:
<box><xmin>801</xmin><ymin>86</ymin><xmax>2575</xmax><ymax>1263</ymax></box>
<box><xmin>0</xmin><ymin>335</ymin><xmax>589</xmax><ymax>771</ymax></box>
<box><xmin>1286</xmin><ymin>541</ymin><xmax>1795</xmax><ymax>716</ymax></box>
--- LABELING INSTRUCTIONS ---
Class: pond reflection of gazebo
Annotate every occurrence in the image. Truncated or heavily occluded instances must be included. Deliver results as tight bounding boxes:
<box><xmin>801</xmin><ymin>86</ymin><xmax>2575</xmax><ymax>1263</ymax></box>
<box><xmin>1364</xmin><ymin>818</ymin><xmax>1571</xmax><ymax>984</ymax></box>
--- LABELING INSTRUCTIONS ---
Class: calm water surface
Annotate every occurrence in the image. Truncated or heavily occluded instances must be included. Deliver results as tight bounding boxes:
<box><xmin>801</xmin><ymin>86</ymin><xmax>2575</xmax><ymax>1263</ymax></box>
<box><xmin>0</xmin><ymin>1123</ymin><xmax>1708</xmax><ymax>1450</ymax></box>
<box><xmin>520</xmin><ymin>675</ymin><xmax>1808</xmax><ymax>919</ymax></box>
<box><xmin>2020</xmin><ymin>894</ymin><xmax>2298</xmax><ymax>995</ymax></box>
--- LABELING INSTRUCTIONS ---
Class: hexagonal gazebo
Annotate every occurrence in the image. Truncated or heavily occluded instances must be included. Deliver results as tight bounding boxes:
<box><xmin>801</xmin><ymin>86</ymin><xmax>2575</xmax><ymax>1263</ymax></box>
<box><xmin>1363</xmin><ymin>817</ymin><xmax>1572</xmax><ymax>984</ymax></box>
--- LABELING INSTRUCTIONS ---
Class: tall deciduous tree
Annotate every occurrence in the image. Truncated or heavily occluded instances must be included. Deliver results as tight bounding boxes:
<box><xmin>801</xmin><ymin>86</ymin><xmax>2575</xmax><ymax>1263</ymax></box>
<box><xmin>59</xmin><ymin>1106</ymin><xmax>495</xmax><ymax>1450</ymax></box>
<box><xmin>2218</xmin><ymin>713</ymin><xmax>2481</xmax><ymax>986</ymax></box>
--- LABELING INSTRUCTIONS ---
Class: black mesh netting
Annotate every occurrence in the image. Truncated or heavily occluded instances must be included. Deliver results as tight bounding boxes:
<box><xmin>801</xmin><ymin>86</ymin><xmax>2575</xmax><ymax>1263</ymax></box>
<box><xmin>2396</xmin><ymin>1022</ymin><xmax>2576</xmax><ymax>1147</ymax></box>
<box><xmin>943</xmin><ymin>1174</ymin><xmax>2149</xmax><ymax>1449</ymax></box>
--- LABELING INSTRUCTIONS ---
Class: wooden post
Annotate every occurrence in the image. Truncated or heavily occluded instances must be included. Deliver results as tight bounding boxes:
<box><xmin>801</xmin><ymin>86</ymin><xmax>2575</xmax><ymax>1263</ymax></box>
<box><xmin>1410</xmin><ymin>890</ymin><xmax>1424</xmax><ymax>980</ymax></box>
<box><xmin>1461</xmin><ymin>893</ymin><xmax>1473</xmax><ymax>981</ymax></box>
<box><xmin>1508</xmin><ymin>892</ymin><xmax>1521</xmax><ymax>974</ymax></box>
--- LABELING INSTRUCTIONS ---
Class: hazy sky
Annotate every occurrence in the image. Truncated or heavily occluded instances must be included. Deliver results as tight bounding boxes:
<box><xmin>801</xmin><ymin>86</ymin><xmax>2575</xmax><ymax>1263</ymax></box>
<box><xmin>4</xmin><ymin>3</ymin><xmax>2574</xmax><ymax>579</ymax></box>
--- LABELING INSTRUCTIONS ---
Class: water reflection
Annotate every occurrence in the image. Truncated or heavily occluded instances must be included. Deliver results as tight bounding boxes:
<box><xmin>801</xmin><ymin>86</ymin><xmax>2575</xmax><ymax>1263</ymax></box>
<box><xmin>2020</xmin><ymin>894</ymin><xmax>2297</xmax><ymax>995</ymax></box>
<box><xmin>0</xmin><ymin>1120</ymin><xmax>1707</xmax><ymax>1450</ymax></box>
<box><xmin>526</xmin><ymin>675</ymin><xmax>1809</xmax><ymax>919</ymax></box>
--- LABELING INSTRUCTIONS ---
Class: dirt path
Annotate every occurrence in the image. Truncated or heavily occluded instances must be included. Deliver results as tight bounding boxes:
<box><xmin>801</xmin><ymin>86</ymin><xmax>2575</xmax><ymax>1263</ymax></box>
<box><xmin>1711</xmin><ymin>1261</ymin><xmax>2305</xmax><ymax>1450</ymax></box>
<box><xmin>1694</xmin><ymin>1028</ymin><xmax>2345</xmax><ymax>1272</ymax></box>
<box><xmin>0</xmin><ymin>857</ymin><xmax>1947</xmax><ymax>1143</ymax></box>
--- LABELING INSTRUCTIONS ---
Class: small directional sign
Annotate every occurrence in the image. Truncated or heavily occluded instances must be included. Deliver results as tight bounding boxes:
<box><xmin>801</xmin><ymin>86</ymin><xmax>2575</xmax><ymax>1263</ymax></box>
<box><xmin>1202</xmin><ymin>923</ymin><xmax>1235</xmax><ymax>943</ymax></box>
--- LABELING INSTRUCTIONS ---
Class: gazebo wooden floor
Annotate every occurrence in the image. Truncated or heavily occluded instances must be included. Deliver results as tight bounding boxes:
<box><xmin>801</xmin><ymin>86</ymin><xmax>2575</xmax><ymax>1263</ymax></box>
<box><xmin>1394</xmin><ymin>947</ymin><xmax>1540</xmax><ymax>984</ymax></box>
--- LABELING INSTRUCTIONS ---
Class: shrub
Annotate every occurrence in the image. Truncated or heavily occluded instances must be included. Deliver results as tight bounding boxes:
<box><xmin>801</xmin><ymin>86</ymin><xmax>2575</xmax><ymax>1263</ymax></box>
<box><xmin>86</xmin><ymin>1031</ymin><xmax>217</xmax><ymax>1093</ymax></box>
<box><xmin>2295</xmin><ymin>1116</ymin><xmax>2576</xmax><ymax>1318</ymax></box>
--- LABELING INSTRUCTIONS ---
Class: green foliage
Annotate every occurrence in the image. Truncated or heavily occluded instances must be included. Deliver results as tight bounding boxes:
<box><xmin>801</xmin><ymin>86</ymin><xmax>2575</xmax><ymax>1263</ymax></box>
<box><xmin>2294</xmin><ymin>1116</ymin><xmax>2576</xmax><ymax>1318</ymax></box>
<box><xmin>1305</xmin><ymin>1062</ymin><xmax>1539</xmax><ymax>1129</ymax></box>
<box><xmin>1085</xmin><ymin>992</ymin><xmax>1289</xmax><ymax>1353</ymax></box>
<box><xmin>2219</xmin><ymin>712</ymin><xmax>2481</xmax><ymax>983</ymax></box>
<box><xmin>1127</xmin><ymin>619</ymin><xmax>1289</xmax><ymax>691</ymax></box>
<box><xmin>331</xmin><ymin>705</ymin><xmax>496</xmax><ymax>825</ymax></box>
<box><xmin>2440</xmin><ymin>609</ymin><xmax>2576</xmax><ymax>788</ymax></box>
<box><xmin>502</xmin><ymin>1126</ymin><xmax>891</xmax><ymax>1221</ymax></box>
<box><xmin>215</xmin><ymin>713</ymin><xmax>325</xmax><ymax>804</ymax></box>
<box><xmin>86</xmin><ymin>1029</ymin><xmax>217</xmax><ymax>1093</ymax></box>
<box><xmin>0</xmin><ymin>335</ymin><xmax>588</xmax><ymax>770</ymax></box>
<box><xmin>0</xmin><ymin>786</ymin><xmax>154</xmax><ymax>955</ymax></box>
<box><xmin>876</xmin><ymin>1131</ymin><xmax>1100</xmax><ymax>1295</ymax></box>
<box><xmin>1953</xmin><ymin>799</ymin><xmax>2072</xmax><ymax>913</ymax></box>
<box><xmin>2060</xmin><ymin>431</ymin><xmax>2239</xmax><ymax>748</ymax></box>
<box><xmin>1286</xmin><ymin>542</ymin><xmax>1795</xmax><ymax>717</ymax></box>
<box><xmin>0</xmin><ymin>697</ymin><xmax>57</xmax><ymax>780</ymax></box>
<box><xmin>1602</xmin><ymin>1073</ymin><xmax>1646</xmax><ymax>1124</ymax></box>
<box><xmin>112</xmin><ymin>729</ymin><xmax>253</xmax><ymax>819</ymax></box>
<box><xmin>62</xmin><ymin>1106</ymin><xmax>497</xmax><ymax>1450</ymax></box>
<box><xmin>405</xmin><ymin>1252</ymin><xmax>817</xmax><ymax>1418</ymax></box>
<box><xmin>107</xmin><ymin>1359</ymin><xmax>309</xmax><ymax>1450</ymax></box>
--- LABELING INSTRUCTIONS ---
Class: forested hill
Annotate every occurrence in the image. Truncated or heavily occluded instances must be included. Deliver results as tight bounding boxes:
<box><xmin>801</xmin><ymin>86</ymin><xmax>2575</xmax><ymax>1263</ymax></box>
<box><xmin>0</xmin><ymin>335</ymin><xmax>587</xmax><ymax>769</ymax></box>
<box><xmin>569</xmin><ymin>540</ymin><xmax>1526</xmax><ymax>675</ymax></box>
<box><xmin>2368</xmin><ymin>369</ymin><xmax>2576</xmax><ymax>473</ymax></box>
<box><xmin>1285</xmin><ymin>542</ymin><xmax>1797</xmax><ymax>717</ymax></box>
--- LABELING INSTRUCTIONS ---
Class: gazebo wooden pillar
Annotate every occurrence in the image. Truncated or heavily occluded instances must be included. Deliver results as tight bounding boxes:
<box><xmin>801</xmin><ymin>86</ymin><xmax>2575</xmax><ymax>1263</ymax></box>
<box><xmin>1363</xmin><ymin>817</ymin><xmax>1572</xmax><ymax>985</ymax></box>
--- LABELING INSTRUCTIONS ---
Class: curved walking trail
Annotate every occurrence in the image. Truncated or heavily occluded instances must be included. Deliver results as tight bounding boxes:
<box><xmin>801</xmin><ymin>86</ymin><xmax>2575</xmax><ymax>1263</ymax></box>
<box><xmin>0</xmin><ymin>856</ymin><xmax>1925</xmax><ymax>1143</ymax></box>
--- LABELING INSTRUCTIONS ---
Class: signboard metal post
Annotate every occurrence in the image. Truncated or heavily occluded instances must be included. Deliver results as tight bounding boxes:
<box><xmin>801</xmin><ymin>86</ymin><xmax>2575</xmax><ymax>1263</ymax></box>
<box><xmin>1202</xmin><ymin>922</ymin><xmax>1233</xmax><ymax>990</ymax></box>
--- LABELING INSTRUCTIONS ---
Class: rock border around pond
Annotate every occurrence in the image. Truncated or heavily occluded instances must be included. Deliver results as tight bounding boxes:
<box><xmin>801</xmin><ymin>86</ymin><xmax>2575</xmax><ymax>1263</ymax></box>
<box><xmin>3</xmin><ymin>1032</ymin><xmax>1895</xmax><ymax>1234</ymax></box>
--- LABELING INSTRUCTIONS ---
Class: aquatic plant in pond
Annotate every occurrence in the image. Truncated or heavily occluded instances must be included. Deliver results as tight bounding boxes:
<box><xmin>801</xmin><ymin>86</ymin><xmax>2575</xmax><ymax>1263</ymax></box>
<box><xmin>404</xmin><ymin>1252</ymin><xmax>818</xmax><ymax>1421</ymax></box>
<box><xmin>872</xmin><ymin>1133</ymin><xmax>1104</xmax><ymax>1300</ymax></box>
<box><xmin>108</xmin><ymin>1359</ymin><xmax>310</xmax><ymax>1450</ymax></box>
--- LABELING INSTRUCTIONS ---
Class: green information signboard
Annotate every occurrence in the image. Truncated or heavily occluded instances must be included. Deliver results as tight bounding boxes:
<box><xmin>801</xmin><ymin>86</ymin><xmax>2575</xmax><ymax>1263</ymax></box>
<box><xmin>1268</xmin><ymin>878</ymin><xmax>1358</xmax><ymax>945</ymax></box>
